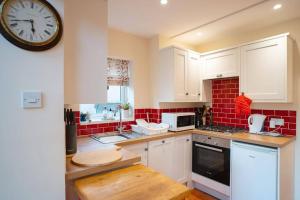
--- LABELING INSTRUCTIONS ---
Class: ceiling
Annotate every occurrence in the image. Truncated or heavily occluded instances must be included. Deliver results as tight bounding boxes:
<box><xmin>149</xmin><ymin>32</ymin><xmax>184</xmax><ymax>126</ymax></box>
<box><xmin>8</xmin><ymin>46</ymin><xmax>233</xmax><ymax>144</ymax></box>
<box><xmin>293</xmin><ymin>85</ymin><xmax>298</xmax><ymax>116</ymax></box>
<box><xmin>108</xmin><ymin>0</ymin><xmax>300</xmax><ymax>45</ymax></box>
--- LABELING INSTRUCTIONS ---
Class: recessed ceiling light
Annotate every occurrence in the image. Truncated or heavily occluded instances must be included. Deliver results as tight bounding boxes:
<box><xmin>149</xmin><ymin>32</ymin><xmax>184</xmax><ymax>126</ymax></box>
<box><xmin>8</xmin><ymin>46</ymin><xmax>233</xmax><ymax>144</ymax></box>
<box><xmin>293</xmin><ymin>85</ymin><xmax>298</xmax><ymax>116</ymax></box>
<box><xmin>273</xmin><ymin>4</ymin><xmax>282</xmax><ymax>10</ymax></box>
<box><xmin>196</xmin><ymin>32</ymin><xmax>203</xmax><ymax>36</ymax></box>
<box><xmin>160</xmin><ymin>0</ymin><xmax>168</xmax><ymax>5</ymax></box>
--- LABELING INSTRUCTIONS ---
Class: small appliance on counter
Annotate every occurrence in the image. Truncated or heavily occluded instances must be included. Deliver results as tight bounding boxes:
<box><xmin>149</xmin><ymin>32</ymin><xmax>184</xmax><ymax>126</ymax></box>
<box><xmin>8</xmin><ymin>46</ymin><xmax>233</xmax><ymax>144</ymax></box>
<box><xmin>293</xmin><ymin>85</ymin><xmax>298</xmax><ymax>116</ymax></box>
<box><xmin>65</xmin><ymin>108</ymin><xmax>77</xmax><ymax>155</ymax></box>
<box><xmin>248</xmin><ymin>114</ymin><xmax>266</xmax><ymax>134</ymax></box>
<box><xmin>162</xmin><ymin>112</ymin><xmax>195</xmax><ymax>131</ymax></box>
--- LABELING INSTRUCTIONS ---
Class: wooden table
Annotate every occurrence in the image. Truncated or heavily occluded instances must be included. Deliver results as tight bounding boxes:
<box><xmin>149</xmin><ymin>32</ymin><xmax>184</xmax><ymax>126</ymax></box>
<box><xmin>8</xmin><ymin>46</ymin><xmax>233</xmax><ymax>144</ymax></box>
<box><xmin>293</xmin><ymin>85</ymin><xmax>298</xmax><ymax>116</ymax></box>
<box><xmin>75</xmin><ymin>164</ymin><xmax>191</xmax><ymax>200</ymax></box>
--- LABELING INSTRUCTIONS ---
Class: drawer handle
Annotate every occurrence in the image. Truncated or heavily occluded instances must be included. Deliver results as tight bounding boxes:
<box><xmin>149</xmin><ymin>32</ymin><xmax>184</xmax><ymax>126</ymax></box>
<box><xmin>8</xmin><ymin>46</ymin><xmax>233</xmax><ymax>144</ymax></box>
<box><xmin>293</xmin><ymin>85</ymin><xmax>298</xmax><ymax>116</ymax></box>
<box><xmin>198</xmin><ymin>93</ymin><xmax>201</xmax><ymax>96</ymax></box>
<box><xmin>145</xmin><ymin>148</ymin><xmax>148</xmax><ymax>151</ymax></box>
<box><xmin>186</xmin><ymin>139</ymin><xmax>190</xmax><ymax>142</ymax></box>
<box><xmin>185</xmin><ymin>92</ymin><xmax>189</xmax><ymax>95</ymax></box>
<box><xmin>162</xmin><ymin>140</ymin><xmax>165</xmax><ymax>143</ymax></box>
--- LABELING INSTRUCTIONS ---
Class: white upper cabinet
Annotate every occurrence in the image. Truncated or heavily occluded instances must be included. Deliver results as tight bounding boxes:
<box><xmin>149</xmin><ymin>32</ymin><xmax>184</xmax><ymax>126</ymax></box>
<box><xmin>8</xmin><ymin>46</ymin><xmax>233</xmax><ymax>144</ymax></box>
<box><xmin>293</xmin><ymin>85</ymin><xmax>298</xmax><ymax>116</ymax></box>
<box><xmin>158</xmin><ymin>47</ymin><xmax>204</xmax><ymax>102</ymax></box>
<box><xmin>174</xmin><ymin>48</ymin><xmax>189</xmax><ymax>100</ymax></box>
<box><xmin>240</xmin><ymin>34</ymin><xmax>293</xmax><ymax>102</ymax></box>
<box><xmin>201</xmin><ymin>47</ymin><xmax>240</xmax><ymax>80</ymax></box>
<box><xmin>187</xmin><ymin>52</ymin><xmax>201</xmax><ymax>101</ymax></box>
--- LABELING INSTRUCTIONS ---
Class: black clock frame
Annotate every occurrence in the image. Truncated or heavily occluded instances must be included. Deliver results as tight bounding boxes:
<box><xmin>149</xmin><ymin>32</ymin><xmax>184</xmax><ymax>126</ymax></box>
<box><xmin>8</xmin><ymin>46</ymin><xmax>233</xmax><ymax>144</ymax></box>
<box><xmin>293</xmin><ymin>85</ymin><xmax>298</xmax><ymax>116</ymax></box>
<box><xmin>0</xmin><ymin>0</ymin><xmax>63</xmax><ymax>51</ymax></box>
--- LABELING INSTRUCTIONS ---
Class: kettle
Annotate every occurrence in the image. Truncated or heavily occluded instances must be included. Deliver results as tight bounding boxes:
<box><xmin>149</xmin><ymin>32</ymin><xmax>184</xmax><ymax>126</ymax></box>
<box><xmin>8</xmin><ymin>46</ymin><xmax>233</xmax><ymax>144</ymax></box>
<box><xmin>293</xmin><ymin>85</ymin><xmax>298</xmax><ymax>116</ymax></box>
<box><xmin>248</xmin><ymin>114</ymin><xmax>266</xmax><ymax>133</ymax></box>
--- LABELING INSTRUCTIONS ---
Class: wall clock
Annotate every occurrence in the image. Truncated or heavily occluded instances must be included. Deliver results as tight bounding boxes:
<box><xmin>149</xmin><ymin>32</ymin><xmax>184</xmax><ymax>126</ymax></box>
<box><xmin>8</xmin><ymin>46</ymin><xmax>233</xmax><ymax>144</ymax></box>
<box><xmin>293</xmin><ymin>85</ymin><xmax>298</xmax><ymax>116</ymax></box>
<box><xmin>0</xmin><ymin>0</ymin><xmax>62</xmax><ymax>51</ymax></box>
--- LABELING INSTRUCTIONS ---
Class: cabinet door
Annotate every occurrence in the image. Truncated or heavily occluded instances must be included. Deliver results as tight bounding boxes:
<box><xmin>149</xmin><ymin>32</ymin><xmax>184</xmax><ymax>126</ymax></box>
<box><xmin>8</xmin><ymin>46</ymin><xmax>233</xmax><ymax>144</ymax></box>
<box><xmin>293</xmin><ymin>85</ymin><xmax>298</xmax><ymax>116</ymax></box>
<box><xmin>122</xmin><ymin>143</ymin><xmax>148</xmax><ymax>166</ymax></box>
<box><xmin>187</xmin><ymin>52</ymin><xmax>200</xmax><ymax>101</ymax></box>
<box><xmin>174</xmin><ymin>48</ymin><xmax>188</xmax><ymax>101</ymax></box>
<box><xmin>148</xmin><ymin>138</ymin><xmax>174</xmax><ymax>179</ymax></box>
<box><xmin>202</xmin><ymin>48</ymin><xmax>240</xmax><ymax>80</ymax></box>
<box><xmin>231</xmin><ymin>142</ymin><xmax>278</xmax><ymax>200</ymax></box>
<box><xmin>173</xmin><ymin>135</ymin><xmax>192</xmax><ymax>183</ymax></box>
<box><xmin>240</xmin><ymin>36</ymin><xmax>291</xmax><ymax>102</ymax></box>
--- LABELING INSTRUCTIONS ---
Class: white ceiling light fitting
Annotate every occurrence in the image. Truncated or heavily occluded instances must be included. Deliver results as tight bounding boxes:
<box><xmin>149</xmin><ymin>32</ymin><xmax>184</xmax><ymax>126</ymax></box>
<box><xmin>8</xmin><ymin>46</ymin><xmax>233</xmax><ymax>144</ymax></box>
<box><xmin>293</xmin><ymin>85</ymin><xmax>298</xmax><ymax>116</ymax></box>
<box><xmin>273</xmin><ymin>4</ymin><xmax>282</xmax><ymax>10</ymax></box>
<box><xmin>196</xmin><ymin>32</ymin><xmax>203</xmax><ymax>36</ymax></box>
<box><xmin>160</xmin><ymin>0</ymin><xmax>168</xmax><ymax>5</ymax></box>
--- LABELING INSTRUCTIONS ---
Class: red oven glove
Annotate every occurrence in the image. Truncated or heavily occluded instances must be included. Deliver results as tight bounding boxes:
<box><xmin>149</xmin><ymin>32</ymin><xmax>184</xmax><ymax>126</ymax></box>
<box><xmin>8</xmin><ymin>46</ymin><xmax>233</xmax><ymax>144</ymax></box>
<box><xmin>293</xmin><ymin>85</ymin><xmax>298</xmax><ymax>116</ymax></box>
<box><xmin>235</xmin><ymin>94</ymin><xmax>252</xmax><ymax>116</ymax></box>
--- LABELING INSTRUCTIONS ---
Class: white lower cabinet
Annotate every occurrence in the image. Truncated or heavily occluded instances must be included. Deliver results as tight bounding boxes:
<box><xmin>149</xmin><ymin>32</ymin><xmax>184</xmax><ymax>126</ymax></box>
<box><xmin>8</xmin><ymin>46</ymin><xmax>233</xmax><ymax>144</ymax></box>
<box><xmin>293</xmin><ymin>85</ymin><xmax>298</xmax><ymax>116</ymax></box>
<box><xmin>147</xmin><ymin>135</ymin><xmax>192</xmax><ymax>183</ymax></box>
<box><xmin>122</xmin><ymin>142</ymin><xmax>148</xmax><ymax>166</ymax></box>
<box><xmin>148</xmin><ymin>137</ymin><xmax>175</xmax><ymax>179</ymax></box>
<box><xmin>173</xmin><ymin>134</ymin><xmax>192</xmax><ymax>183</ymax></box>
<box><xmin>123</xmin><ymin>135</ymin><xmax>192</xmax><ymax>184</ymax></box>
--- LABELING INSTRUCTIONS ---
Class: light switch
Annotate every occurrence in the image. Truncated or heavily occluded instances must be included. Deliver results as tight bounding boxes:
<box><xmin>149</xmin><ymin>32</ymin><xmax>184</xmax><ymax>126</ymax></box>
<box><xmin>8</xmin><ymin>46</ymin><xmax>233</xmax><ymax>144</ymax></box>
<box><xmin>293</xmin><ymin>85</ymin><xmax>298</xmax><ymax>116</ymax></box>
<box><xmin>22</xmin><ymin>91</ymin><xmax>42</xmax><ymax>108</ymax></box>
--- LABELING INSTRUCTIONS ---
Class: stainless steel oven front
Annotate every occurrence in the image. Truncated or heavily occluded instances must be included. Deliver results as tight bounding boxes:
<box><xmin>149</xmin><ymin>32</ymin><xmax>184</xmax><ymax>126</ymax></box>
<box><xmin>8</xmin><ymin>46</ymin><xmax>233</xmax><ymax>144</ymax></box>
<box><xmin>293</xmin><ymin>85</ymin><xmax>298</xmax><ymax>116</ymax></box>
<box><xmin>192</xmin><ymin>134</ymin><xmax>230</xmax><ymax>186</ymax></box>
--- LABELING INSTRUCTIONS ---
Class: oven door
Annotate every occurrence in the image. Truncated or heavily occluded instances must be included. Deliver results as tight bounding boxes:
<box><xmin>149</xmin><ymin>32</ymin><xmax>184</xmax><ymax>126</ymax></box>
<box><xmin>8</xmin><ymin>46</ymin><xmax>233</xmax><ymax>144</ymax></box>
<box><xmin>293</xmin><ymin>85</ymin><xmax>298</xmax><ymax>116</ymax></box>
<box><xmin>192</xmin><ymin>141</ymin><xmax>230</xmax><ymax>186</ymax></box>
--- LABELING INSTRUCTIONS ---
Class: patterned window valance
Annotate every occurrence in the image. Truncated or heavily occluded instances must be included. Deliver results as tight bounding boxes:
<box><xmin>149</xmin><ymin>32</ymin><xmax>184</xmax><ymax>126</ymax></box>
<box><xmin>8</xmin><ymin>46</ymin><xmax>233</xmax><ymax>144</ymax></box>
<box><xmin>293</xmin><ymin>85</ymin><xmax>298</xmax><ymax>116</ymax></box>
<box><xmin>107</xmin><ymin>58</ymin><xmax>130</xmax><ymax>86</ymax></box>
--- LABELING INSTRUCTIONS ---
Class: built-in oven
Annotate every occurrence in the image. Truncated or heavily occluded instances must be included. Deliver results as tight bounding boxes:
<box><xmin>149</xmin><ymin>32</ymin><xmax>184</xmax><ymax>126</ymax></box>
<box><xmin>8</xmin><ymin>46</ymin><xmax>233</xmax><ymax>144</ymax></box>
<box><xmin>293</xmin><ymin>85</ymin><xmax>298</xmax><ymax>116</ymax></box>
<box><xmin>192</xmin><ymin>134</ymin><xmax>230</xmax><ymax>186</ymax></box>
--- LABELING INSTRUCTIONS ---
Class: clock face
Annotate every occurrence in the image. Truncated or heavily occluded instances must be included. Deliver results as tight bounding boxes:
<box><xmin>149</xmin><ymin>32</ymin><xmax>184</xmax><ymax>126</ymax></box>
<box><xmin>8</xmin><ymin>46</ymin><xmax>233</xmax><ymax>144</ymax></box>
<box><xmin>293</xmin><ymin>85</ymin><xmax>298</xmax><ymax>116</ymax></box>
<box><xmin>0</xmin><ymin>0</ymin><xmax>62</xmax><ymax>51</ymax></box>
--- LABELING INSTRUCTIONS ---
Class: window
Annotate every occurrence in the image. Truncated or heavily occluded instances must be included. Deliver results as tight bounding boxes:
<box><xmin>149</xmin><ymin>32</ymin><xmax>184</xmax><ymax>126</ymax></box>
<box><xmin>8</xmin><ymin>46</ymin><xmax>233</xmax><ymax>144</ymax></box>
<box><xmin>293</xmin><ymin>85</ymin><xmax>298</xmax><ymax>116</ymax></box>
<box><xmin>80</xmin><ymin>58</ymin><xmax>133</xmax><ymax>123</ymax></box>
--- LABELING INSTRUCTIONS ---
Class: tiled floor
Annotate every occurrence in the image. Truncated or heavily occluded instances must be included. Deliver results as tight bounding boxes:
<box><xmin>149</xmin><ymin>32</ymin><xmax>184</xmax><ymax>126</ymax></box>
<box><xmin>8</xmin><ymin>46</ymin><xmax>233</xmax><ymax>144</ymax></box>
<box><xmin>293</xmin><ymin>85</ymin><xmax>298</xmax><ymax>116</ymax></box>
<box><xmin>186</xmin><ymin>189</ymin><xmax>217</xmax><ymax>200</ymax></box>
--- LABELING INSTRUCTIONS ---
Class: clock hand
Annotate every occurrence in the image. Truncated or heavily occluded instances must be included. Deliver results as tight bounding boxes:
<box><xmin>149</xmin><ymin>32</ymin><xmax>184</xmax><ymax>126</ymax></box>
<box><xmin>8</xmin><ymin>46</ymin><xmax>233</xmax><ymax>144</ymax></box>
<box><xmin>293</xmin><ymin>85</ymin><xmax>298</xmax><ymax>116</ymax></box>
<box><xmin>10</xmin><ymin>19</ymin><xmax>31</xmax><ymax>22</ymax></box>
<box><xmin>29</xmin><ymin>19</ymin><xmax>35</xmax><ymax>34</ymax></box>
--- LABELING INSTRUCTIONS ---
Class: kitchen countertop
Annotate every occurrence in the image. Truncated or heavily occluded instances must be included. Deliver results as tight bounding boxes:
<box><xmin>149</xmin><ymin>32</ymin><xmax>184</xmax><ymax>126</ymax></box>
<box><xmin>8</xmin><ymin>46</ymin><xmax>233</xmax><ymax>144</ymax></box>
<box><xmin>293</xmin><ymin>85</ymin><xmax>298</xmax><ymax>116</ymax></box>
<box><xmin>65</xmin><ymin>137</ymin><xmax>141</xmax><ymax>180</ymax></box>
<box><xmin>192</xmin><ymin>129</ymin><xmax>296</xmax><ymax>148</ymax></box>
<box><xmin>108</xmin><ymin>129</ymin><xmax>295</xmax><ymax>148</ymax></box>
<box><xmin>75</xmin><ymin>164</ymin><xmax>190</xmax><ymax>200</ymax></box>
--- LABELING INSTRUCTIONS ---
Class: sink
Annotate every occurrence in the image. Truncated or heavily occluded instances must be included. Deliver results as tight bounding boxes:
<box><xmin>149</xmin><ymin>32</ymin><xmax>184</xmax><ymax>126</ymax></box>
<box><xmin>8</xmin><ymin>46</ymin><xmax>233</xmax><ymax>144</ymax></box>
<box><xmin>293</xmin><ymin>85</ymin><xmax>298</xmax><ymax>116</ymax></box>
<box><xmin>93</xmin><ymin>135</ymin><xmax>129</xmax><ymax>144</ymax></box>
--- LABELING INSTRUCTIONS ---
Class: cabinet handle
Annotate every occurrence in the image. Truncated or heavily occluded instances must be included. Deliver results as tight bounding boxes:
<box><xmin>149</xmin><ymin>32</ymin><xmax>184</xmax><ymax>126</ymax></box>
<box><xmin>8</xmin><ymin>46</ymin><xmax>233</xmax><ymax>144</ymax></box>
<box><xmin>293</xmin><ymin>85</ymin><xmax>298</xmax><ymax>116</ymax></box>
<box><xmin>186</xmin><ymin>139</ymin><xmax>190</xmax><ymax>142</ymax></box>
<box><xmin>162</xmin><ymin>140</ymin><xmax>165</xmax><ymax>143</ymax></box>
<box><xmin>198</xmin><ymin>93</ymin><xmax>201</xmax><ymax>96</ymax></box>
<box><xmin>185</xmin><ymin>92</ymin><xmax>189</xmax><ymax>95</ymax></box>
<box><xmin>145</xmin><ymin>148</ymin><xmax>148</xmax><ymax>151</ymax></box>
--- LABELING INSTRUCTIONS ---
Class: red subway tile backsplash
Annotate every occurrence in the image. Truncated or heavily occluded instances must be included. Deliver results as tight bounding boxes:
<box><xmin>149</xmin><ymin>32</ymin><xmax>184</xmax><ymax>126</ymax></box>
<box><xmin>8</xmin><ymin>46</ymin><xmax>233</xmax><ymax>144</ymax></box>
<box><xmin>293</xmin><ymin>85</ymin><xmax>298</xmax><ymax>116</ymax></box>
<box><xmin>211</xmin><ymin>77</ymin><xmax>297</xmax><ymax>136</ymax></box>
<box><xmin>73</xmin><ymin>107</ymin><xmax>195</xmax><ymax>136</ymax></box>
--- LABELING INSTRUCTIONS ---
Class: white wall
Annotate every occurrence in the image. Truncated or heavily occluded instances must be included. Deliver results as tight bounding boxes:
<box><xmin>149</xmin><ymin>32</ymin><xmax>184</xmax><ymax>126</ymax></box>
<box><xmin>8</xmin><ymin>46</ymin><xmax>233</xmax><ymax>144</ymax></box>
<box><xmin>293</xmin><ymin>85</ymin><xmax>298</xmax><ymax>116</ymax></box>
<box><xmin>196</xmin><ymin>17</ymin><xmax>300</xmax><ymax>199</ymax></box>
<box><xmin>108</xmin><ymin>28</ymin><xmax>151</xmax><ymax>108</ymax></box>
<box><xmin>64</xmin><ymin>0</ymin><xmax>108</xmax><ymax>104</ymax></box>
<box><xmin>0</xmin><ymin>0</ymin><xmax>65</xmax><ymax>199</ymax></box>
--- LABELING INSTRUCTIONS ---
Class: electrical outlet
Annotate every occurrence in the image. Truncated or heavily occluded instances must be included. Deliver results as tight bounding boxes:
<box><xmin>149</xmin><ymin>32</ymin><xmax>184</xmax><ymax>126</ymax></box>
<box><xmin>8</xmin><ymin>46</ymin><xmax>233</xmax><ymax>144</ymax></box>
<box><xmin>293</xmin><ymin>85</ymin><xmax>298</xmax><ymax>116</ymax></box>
<box><xmin>269</xmin><ymin>118</ymin><xmax>284</xmax><ymax>128</ymax></box>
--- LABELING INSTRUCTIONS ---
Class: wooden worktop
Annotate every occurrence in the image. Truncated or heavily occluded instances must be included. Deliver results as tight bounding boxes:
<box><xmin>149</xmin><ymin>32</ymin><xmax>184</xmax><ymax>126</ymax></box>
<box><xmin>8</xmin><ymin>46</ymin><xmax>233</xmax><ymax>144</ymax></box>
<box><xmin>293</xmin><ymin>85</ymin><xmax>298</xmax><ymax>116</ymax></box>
<box><xmin>114</xmin><ymin>129</ymin><xmax>295</xmax><ymax>148</ymax></box>
<box><xmin>192</xmin><ymin>130</ymin><xmax>296</xmax><ymax>148</ymax></box>
<box><xmin>75</xmin><ymin>164</ymin><xmax>191</xmax><ymax>200</ymax></box>
<box><xmin>66</xmin><ymin>137</ymin><xmax>140</xmax><ymax>180</ymax></box>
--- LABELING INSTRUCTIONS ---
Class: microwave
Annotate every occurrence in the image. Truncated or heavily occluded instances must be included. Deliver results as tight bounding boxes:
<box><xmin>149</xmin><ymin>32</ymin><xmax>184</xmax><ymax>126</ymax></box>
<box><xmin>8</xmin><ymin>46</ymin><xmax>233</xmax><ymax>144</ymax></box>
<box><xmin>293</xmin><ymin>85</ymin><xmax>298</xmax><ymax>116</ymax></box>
<box><xmin>162</xmin><ymin>112</ymin><xmax>195</xmax><ymax>132</ymax></box>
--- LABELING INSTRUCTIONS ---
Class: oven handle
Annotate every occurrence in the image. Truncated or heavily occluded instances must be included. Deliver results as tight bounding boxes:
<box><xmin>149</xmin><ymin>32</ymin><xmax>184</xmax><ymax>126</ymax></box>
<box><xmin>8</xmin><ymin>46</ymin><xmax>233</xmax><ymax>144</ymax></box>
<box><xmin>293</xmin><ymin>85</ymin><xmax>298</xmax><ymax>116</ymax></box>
<box><xmin>195</xmin><ymin>143</ymin><xmax>223</xmax><ymax>152</ymax></box>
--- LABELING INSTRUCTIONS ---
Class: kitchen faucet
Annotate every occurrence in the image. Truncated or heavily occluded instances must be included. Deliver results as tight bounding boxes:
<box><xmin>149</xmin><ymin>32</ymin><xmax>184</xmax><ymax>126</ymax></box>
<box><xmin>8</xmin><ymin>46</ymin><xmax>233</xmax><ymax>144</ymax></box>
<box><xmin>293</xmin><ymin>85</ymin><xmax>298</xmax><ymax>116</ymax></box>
<box><xmin>117</xmin><ymin>104</ymin><xmax>125</xmax><ymax>134</ymax></box>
